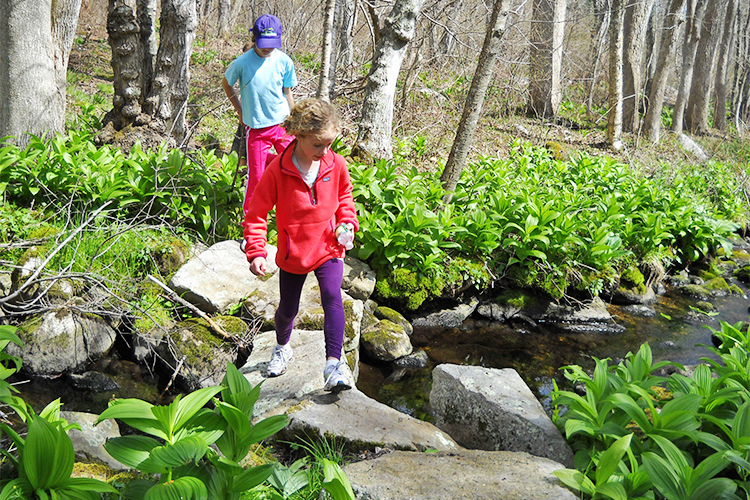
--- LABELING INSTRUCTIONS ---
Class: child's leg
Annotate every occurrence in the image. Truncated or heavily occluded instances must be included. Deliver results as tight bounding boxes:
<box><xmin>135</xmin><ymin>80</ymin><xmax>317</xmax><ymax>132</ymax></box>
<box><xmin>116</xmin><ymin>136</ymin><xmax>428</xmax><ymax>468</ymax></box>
<box><xmin>243</xmin><ymin>125</ymin><xmax>276</xmax><ymax>215</ymax></box>
<box><xmin>275</xmin><ymin>269</ymin><xmax>308</xmax><ymax>346</ymax></box>
<box><xmin>313</xmin><ymin>258</ymin><xmax>345</xmax><ymax>360</ymax></box>
<box><xmin>263</xmin><ymin>125</ymin><xmax>295</xmax><ymax>167</ymax></box>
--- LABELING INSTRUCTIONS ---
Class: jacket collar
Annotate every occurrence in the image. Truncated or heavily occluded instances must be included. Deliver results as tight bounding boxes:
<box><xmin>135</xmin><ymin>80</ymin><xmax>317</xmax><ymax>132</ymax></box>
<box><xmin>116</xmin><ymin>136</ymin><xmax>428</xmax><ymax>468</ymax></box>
<box><xmin>279</xmin><ymin>139</ymin><xmax>336</xmax><ymax>178</ymax></box>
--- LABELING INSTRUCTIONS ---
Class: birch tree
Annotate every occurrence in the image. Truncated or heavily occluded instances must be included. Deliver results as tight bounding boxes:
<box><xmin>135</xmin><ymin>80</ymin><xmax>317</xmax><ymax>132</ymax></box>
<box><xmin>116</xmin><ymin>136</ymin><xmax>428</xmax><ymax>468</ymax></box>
<box><xmin>712</xmin><ymin>0</ymin><xmax>737</xmax><ymax>131</ymax></box>
<box><xmin>607</xmin><ymin>0</ymin><xmax>625</xmax><ymax>147</ymax></box>
<box><xmin>317</xmin><ymin>0</ymin><xmax>337</xmax><ymax>100</ymax></box>
<box><xmin>671</xmin><ymin>0</ymin><xmax>709</xmax><ymax>134</ymax></box>
<box><xmin>440</xmin><ymin>0</ymin><xmax>516</xmax><ymax>201</ymax></box>
<box><xmin>684</xmin><ymin>0</ymin><xmax>727</xmax><ymax>134</ymax></box>
<box><xmin>353</xmin><ymin>0</ymin><xmax>426</xmax><ymax>160</ymax></box>
<box><xmin>622</xmin><ymin>0</ymin><xmax>655</xmax><ymax>133</ymax></box>
<box><xmin>0</xmin><ymin>0</ymin><xmax>82</xmax><ymax>148</ymax></box>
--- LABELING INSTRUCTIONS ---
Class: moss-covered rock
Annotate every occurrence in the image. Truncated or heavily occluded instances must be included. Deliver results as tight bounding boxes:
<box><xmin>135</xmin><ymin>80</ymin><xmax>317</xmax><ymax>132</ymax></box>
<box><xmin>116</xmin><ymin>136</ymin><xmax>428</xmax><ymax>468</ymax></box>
<box><xmin>677</xmin><ymin>284</ymin><xmax>712</xmax><ymax>301</ymax></box>
<box><xmin>361</xmin><ymin>319</ymin><xmax>412</xmax><ymax>362</ymax></box>
<box><xmin>375</xmin><ymin>306</ymin><xmax>413</xmax><ymax>336</ymax></box>
<box><xmin>703</xmin><ymin>277</ymin><xmax>731</xmax><ymax>297</ymax></box>
<box><xmin>734</xmin><ymin>265</ymin><xmax>750</xmax><ymax>283</ymax></box>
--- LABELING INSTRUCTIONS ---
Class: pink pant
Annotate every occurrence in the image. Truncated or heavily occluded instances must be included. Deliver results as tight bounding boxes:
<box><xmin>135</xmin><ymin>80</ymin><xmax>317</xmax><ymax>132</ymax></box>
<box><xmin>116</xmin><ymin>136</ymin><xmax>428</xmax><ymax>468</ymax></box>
<box><xmin>243</xmin><ymin>124</ymin><xmax>294</xmax><ymax>215</ymax></box>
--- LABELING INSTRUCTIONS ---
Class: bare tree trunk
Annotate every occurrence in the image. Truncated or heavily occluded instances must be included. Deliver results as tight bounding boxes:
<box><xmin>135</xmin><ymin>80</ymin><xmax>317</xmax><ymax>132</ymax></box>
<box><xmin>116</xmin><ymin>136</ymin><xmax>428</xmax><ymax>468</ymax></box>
<box><xmin>217</xmin><ymin>0</ymin><xmax>231</xmax><ymax>37</ymax></box>
<box><xmin>671</xmin><ymin>0</ymin><xmax>709</xmax><ymax>134</ymax></box>
<box><xmin>713</xmin><ymin>0</ymin><xmax>737</xmax><ymax>131</ymax></box>
<box><xmin>0</xmin><ymin>0</ymin><xmax>82</xmax><ymax>147</ymax></box>
<box><xmin>622</xmin><ymin>0</ymin><xmax>655</xmax><ymax>133</ymax></box>
<box><xmin>105</xmin><ymin>0</ymin><xmax>196</xmax><ymax>144</ymax></box>
<box><xmin>731</xmin><ymin>2</ymin><xmax>750</xmax><ymax>119</ymax></box>
<box><xmin>440</xmin><ymin>0</ymin><xmax>516</xmax><ymax>201</ymax></box>
<box><xmin>586</xmin><ymin>0</ymin><xmax>610</xmax><ymax>114</ymax></box>
<box><xmin>607</xmin><ymin>0</ymin><xmax>625</xmax><ymax>147</ymax></box>
<box><xmin>528</xmin><ymin>0</ymin><xmax>568</xmax><ymax>118</ymax></box>
<box><xmin>317</xmin><ymin>0</ymin><xmax>337</xmax><ymax>100</ymax></box>
<box><xmin>685</xmin><ymin>0</ymin><xmax>727</xmax><ymax>134</ymax></box>
<box><xmin>334</xmin><ymin>0</ymin><xmax>357</xmax><ymax>75</ymax></box>
<box><xmin>353</xmin><ymin>0</ymin><xmax>426</xmax><ymax>160</ymax></box>
<box><xmin>642</xmin><ymin>0</ymin><xmax>686</xmax><ymax>143</ymax></box>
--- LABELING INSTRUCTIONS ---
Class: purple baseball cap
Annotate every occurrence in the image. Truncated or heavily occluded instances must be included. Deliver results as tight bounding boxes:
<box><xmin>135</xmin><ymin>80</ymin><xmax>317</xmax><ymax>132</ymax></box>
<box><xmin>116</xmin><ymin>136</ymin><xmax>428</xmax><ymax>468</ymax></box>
<box><xmin>252</xmin><ymin>14</ymin><xmax>283</xmax><ymax>49</ymax></box>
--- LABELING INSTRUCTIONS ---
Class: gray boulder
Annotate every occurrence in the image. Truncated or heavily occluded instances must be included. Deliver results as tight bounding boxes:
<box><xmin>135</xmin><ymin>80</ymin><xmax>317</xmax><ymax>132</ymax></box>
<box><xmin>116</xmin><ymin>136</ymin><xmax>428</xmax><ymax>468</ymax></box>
<box><xmin>361</xmin><ymin>320</ymin><xmax>413</xmax><ymax>362</ymax></box>
<box><xmin>677</xmin><ymin>133</ymin><xmax>709</xmax><ymax>162</ymax></box>
<box><xmin>411</xmin><ymin>298</ymin><xmax>479</xmax><ymax>328</ymax></box>
<box><xmin>544</xmin><ymin>297</ymin><xmax>611</xmax><ymax>323</ymax></box>
<box><xmin>342</xmin><ymin>256</ymin><xmax>377</xmax><ymax>300</ymax></box>
<box><xmin>279</xmin><ymin>389</ymin><xmax>459</xmax><ymax>453</ymax></box>
<box><xmin>343</xmin><ymin>450</ymin><xmax>576</xmax><ymax>500</ymax></box>
<box><xmin>9</xmin><ymin>308</ymin><xmax>117</xmax><ymax>377</ymax></box>
<box><xmin>242</xmin><ymin>330</ymin><xmax>353</xmax><ymax>418</ymax></box>
<box><xmin>62</xmin><ymin>411</ymin><xmax>126</xmax><ymax>470</ymax></box>
<box><xmin>430</xmin><ymin>364</ymin><xmax>574</xmax><ymax>467</ymax></box>
<box><xmin>169</xmin><ymin>240</ymin><xmax>278</xmax><ymax>314</ymax></box>
<box><xmin>612</xmin><ymin>285</ymin><xmax>657</xmax><ymax>305</ymax></box>
<box><xmin>68</xmin><ymin>371</ymin><xmax>120</xmax><ymax>392</ymax></box>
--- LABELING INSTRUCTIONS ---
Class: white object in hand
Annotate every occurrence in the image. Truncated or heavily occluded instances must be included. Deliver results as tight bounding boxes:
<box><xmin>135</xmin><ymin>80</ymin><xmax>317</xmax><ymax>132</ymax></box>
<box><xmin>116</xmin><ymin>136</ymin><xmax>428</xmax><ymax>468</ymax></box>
<box><xmin>337</xmin><ymin>226</ymin><xmax>354</xmax><ymax>250</ymax></box>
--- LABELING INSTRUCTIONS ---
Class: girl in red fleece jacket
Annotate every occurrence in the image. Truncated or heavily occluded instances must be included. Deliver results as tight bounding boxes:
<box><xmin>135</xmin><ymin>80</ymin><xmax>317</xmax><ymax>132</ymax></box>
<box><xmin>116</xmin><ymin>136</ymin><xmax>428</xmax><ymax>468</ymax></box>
<box><xmin>242</xmin><ymin>98</ymin><xmax>359</xmax><ymax>392</ymax></box>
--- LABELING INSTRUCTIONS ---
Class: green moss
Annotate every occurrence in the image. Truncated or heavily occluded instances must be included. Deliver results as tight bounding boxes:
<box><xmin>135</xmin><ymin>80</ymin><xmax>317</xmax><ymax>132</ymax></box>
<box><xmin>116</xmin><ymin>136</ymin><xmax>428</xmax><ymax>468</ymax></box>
<box><xmin>375</xmin><ymin>268</ymin><xmax>443</xmax><ymax>310</ymax></box>
<box><xmin>734</xmin><ymin>265</ymin><xmax>750</xmax><ymax>283</ymax></box>
<box><xmin>495</xmin><ymin>289</ymin><xmax>536</xmax><ymax>309</ymax></box>
<box><xmin>171</xmin><ymin>317</ymin><xmax>233</xmax><ymax>362</ymax></box>
<box><xmin>546</xmin><ymin>141</ymin><xmax>569</xmax><ymax>161</ymax></box>
<box><xmin>621</xmin><ymin>266</ymin><xmax>645</xmax><ymax>287</ymax></box>
<box><xmin>730</xmin><ymin>284</ymin><xmax>744</xmax><ymax>296</ymax></box>
<box><xmin>704</xmin><ymin>277</ymin><xmax>730</xmax><ymax>293</ymax></box>
<box><xmin>697</xmin><ymin>269</ymin><xmax>719</xmax><ymax>281</ymax></box>
<box><xmin>695</xmin><ymin>301</ymin><xmax>716</xmax><ymax>312</ymax></box>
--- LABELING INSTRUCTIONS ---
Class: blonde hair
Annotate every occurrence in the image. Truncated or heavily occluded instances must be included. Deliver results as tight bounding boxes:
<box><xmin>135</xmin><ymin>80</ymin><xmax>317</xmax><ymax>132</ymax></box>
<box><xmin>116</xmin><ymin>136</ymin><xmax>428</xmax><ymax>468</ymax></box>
<box><xmin>284</xmin><ymin>98</ymin><xmax>342</xmax><ymax>137</ymax></box>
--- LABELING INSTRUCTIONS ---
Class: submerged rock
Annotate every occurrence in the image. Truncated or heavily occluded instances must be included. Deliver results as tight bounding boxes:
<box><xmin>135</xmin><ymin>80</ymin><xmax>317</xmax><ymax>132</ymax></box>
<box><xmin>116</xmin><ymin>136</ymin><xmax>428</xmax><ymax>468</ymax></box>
<box><xmin>411</xmin><ymin>298</ymin><xmax>479</xmax><ymax>328</ymax></box>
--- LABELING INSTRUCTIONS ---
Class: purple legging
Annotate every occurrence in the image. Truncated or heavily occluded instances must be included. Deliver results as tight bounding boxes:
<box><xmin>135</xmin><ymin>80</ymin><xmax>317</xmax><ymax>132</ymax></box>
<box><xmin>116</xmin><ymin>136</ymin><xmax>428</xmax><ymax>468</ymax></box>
<box><xmin>275</xmin><ymin>258</ymin><xmax>345</xmax><ymax>360</ymax></box>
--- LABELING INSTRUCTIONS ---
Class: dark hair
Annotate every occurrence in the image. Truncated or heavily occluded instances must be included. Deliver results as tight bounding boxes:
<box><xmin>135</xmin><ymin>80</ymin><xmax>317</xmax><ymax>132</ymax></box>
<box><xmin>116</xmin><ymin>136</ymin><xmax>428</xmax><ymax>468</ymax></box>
<box><xmin>283</xmin><ymin>99</ymin><xmax>342</xmax><ymax>137</ymax></box>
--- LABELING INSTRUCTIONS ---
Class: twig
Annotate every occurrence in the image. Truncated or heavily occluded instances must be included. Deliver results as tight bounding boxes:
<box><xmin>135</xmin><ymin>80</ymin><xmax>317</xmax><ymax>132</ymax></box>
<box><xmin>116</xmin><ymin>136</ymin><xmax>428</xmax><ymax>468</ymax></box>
<box><xmin>147</xmin><ymin>274</ymin><xmax>233</xmax><ymax>342</ymax></box>
<box><xmin>161</xmin><ymin>355</ymin><xmax>187</xmax><ymax>396</ymax></box>
<box><xmin>0</xmin><ymin>201</ymin><xmax>114</xmax><ymax>306</ymax></box>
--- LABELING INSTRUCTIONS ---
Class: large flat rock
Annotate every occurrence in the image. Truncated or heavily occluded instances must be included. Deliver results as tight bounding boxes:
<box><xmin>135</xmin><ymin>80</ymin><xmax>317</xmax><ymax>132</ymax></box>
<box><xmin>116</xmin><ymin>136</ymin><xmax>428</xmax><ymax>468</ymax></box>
<box><xmin>343</xmin><ymin>449</ymin><xmax>577</xmax><ymax>500</ymax></box>
<box><xmin>241</xmin><ymin>330</ymin><xmax>458</xmax><ymax>453</ymax></box>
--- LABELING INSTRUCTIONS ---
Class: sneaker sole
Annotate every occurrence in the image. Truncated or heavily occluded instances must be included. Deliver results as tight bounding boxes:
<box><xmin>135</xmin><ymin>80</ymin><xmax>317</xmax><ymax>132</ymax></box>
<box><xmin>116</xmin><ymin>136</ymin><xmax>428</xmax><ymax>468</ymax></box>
<box><xmin>324</xmin><ymin>381</ymin><xmax>352</xmax><ymax>393</ymax></box>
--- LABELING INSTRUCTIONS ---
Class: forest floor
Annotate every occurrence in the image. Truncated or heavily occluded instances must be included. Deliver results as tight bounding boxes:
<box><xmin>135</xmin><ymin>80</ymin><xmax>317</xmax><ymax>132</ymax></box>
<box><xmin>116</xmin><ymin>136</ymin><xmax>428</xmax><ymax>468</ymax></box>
<box><xmin>66</xmin><ymin>23</ymin><xmax>748</xmax><ymax>185</ymax></box>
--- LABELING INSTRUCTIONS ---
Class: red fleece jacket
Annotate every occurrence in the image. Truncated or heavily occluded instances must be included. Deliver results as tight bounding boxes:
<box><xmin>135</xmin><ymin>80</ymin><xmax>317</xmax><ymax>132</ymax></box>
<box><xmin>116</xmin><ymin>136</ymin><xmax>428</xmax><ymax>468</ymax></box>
<box><xmin>242</xmin><ymin>142</ymin><xmax>359</xmax><ymax>274</ymax></box>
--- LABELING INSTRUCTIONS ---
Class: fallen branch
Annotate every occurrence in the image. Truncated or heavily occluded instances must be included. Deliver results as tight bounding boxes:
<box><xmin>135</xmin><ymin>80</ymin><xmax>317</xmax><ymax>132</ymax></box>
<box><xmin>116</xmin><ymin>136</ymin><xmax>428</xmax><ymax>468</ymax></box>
<box><xmin>161</xmin><ymin>355</ymin><xmax>186</xmax><ymax>397</ymax></box>
<box><xmin>147</xmin><ymin>274</ymin><xmax>234</xmax><ymax>342</ymax></box>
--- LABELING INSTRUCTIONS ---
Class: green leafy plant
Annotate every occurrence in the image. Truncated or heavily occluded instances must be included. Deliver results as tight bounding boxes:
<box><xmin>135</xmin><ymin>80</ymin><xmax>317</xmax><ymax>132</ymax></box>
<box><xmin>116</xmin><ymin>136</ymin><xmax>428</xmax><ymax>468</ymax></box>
<box><xmin>97</xmin><ymin>363</ymin><xmax>288</xmax><ymax>500</ymax></box>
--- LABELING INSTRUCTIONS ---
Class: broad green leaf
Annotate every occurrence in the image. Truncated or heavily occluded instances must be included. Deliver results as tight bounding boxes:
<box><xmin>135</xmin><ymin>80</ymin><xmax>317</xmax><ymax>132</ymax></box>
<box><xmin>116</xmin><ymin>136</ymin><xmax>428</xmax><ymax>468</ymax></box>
<box><xmin>596</xmin><ymin>481</ymin><xmax>628</xmax><ymax>500</ymax></box>
<box><xmin>650</xmin><ymin>434</ymin><xmax>690</xmax><ymax>472</ymax></box>
<box><xmin>641</xmin><ymin>452</ymin><xmax>684</xmax><ymax>500</ymax></box>
<box><xmin>688</xmin><ymin>478</ymin><xmax>738</xmax><ymax>500</ymax></box>
<box><xmin>104</xmin><ymin>435</ymin><xmax>163</xmax><ymax>471</ymax></box>
<box><xmin>240</xmin><ymin>414</ymin><xmax>289</xmax><ymax>448</ymax></box>
<box><xmin>216</xmin><ymin>401</ymin><xmax>251</xmax><ymax>437</ymax></box>
<box><xmin>0</xmin><ymin>478</ymin><xmax>32</xmax><ymax>500</ymax></box>
<box><xmin>63</xmin><ymin>477</ymin><xmax>119</xmax><ymax>493</ymax></box>
<box><xmin>322</xmin><ymin>459</ymin><xmax>355</xmax><ymax>500</ymax></box>
<box><xmin>174</xmin><ymin>386</ymin><xmax>223</xmax><ymax>431</ymax></box>
<box><xmin>229</xmin><ymin>463</ymin><xmax>276</xmax><ymax>492</ymax></box>
<box><xmin>144</xmin><ymin>476</ymin><xmax>207</xmax><ymax>500</ymax></box>
<box><xmin>596</xmin><ymin>434</ymin><xmax>632</xmax><ymax>485</ymax></box>
<box><xmin>150</xmin><ymin>436</ymin><xmax>208</xmax><ymax>468</ymax></box>
<box><xmin>23</xmin><ymin>417</ymin><xmax>74</xmax><ymax>490</ymax></box>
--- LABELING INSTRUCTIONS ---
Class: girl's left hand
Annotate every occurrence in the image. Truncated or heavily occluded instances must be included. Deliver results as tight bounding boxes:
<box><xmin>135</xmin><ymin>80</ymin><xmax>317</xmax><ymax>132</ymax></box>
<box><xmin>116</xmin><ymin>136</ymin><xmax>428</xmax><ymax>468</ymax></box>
<box><xmin>335</xmin><ymin>222</ymin><xmax>354</xmax><ymax>237</ymax></box>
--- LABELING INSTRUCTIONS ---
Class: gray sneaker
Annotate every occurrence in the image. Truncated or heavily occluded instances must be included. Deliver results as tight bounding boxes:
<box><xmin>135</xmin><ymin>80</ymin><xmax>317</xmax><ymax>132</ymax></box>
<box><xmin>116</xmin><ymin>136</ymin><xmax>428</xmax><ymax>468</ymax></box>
<box><xmin>268</xmin><ymin>344</ymin><xmax>293</xmax><ymax>377</ymax></box>
<box><xmin>323</xmin><ymin>361</ymin><xmax>352</xmax><ymax>393</ymax></box>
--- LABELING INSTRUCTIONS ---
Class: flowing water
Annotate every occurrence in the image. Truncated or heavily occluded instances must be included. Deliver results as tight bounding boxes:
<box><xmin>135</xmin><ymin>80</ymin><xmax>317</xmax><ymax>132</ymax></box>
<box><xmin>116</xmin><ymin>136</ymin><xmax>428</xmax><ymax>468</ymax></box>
<box><xmin>357</xmin><ymin>282</ymin><xmax>750</xmax><ymax>421</ymax></box>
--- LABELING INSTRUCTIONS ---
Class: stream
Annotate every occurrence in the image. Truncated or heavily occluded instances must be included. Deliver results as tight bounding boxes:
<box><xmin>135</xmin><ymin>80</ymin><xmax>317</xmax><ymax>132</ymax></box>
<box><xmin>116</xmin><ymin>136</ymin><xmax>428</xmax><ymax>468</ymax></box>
<box><xmin>357</xmin><ymin>282</ymin><xmax>750</xmax><ymax>421</ymax></box>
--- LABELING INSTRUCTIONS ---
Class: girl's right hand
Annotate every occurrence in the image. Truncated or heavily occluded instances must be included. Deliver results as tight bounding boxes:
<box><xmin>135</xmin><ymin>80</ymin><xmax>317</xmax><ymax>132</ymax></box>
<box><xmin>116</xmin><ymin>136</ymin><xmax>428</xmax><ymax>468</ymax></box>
<box><xmin>250</xmin><ymin>256</ymin><xmax>267</xmax><ymax>276</ymax></box>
